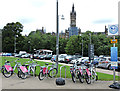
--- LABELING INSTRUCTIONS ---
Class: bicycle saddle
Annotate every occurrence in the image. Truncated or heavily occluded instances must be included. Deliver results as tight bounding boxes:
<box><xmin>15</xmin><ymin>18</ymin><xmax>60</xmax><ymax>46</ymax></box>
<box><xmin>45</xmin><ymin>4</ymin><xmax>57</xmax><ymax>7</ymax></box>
<box><xmin>6</xmin><ymin>61</ymin><xmax>10</xmax><ymax>63</ymax></box>
<box><xmin>45</xmin><ymin>63</ymin><xmax>49</xmax><ymax>65</ymax></box>
<box><xmin>77</xmin><ymin>63</ymin><xmax>81</xmax><ymax>66</ymax></box>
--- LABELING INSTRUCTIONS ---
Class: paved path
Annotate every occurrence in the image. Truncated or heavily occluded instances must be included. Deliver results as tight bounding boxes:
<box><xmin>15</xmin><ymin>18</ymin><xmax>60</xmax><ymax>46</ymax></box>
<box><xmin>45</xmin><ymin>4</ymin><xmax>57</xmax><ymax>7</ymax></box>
<box><xmin>1</xmin><ymin>73</ymin><xmax>116</xmax><ymax>89</ymax></box>
<box><xmin>35</xmin><ymin>59</ymin><xmax>120</xmax><ymax>76</ymax></box>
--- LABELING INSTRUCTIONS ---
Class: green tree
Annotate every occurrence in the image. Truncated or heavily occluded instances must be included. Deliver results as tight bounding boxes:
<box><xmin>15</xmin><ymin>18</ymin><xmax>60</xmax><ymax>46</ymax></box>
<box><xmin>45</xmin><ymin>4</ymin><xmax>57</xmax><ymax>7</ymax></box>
<box><xmin>2</xmin><ymin>22</ymin><xmax>23</xmax><ymax>53</ymax></box>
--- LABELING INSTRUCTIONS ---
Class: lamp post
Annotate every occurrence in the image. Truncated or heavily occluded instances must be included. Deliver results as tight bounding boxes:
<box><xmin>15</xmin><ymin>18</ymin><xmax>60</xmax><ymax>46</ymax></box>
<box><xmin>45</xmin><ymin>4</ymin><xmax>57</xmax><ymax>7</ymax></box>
<box><xmin>80</xmin><ymin>34</ymin><xmax>83</xmax><ymax>57</ymax></box>
<box><xmin>89</xmin><ymin>33</ymin><xmax>91</xmax><ymax>44</ymax></box>
<box><xmin>56</xmin><ymin>0</ymin><xmax>64</xmax><ymax>70</ymax></box>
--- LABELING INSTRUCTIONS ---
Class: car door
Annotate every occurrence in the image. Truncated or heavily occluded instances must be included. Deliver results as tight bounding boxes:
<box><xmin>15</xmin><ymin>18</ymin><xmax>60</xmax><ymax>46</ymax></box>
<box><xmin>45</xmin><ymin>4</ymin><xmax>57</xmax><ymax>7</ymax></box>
<box><xmin>98</xmin><ymin>58</ymin><xmax>105</xmax><ymax>68</ymax></box>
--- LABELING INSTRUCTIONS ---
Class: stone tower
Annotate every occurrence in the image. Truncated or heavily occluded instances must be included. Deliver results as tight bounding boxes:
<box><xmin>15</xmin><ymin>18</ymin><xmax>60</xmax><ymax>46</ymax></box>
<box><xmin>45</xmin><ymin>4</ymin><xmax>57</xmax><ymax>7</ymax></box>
<box><xmin>70</xmin><ymin>4</ymin><xmax>76</xmax><ymax>27</ymax></box>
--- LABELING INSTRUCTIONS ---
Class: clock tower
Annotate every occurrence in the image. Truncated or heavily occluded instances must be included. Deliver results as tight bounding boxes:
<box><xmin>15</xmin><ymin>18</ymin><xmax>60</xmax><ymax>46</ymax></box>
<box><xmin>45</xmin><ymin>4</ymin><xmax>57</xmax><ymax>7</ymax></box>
<box><xmin>70</xmin><ymin>4</ymin><xmax>76</xmax><ymax>27</ymax></box>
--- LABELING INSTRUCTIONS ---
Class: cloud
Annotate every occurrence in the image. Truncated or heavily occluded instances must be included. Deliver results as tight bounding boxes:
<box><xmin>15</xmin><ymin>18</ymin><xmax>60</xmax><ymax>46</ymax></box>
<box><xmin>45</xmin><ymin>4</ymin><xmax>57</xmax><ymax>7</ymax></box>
<box><xmin>93</xmin><ymin>19</ymin><xmax>115</xmax><ymax>24</ymax></box>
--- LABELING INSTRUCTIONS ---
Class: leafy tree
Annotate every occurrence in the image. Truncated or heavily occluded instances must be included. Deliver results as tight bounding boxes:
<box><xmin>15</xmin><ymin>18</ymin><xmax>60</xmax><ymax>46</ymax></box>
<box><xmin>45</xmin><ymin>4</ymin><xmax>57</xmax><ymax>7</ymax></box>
<box><xmin>2</xmin><ymin>22</ymin><xmax>23</xmax><ymax>53</ymax></box>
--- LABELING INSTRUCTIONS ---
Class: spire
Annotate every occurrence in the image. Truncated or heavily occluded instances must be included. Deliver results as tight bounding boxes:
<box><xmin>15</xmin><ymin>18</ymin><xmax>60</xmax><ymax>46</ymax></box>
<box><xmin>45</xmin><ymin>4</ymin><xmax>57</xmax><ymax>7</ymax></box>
<box><xmin>72</xmin><ymin>3</ymin><xmax>74</xmax><ymax>12</ymax></box>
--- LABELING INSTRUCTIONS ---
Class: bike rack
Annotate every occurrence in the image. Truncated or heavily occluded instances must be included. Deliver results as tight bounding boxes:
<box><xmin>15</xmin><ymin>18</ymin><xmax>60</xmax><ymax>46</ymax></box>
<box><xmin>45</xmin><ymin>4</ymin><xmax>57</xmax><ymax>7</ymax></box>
<box><xmin>60</xmin><ymin>66</ymin><xmax>66</xmax><ymax>79</ymax></box>
<box><xmin>46</xmin><ymin>64</ymin><xmax>53</xmax><ymax>78</ymax></box>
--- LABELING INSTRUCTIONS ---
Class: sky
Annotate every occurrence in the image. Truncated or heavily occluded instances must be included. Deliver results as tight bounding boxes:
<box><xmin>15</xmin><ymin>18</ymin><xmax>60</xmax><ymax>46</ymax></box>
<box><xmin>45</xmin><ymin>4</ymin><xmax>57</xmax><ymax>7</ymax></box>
<box><xmin>0</xmin><ymin>0</ymin><xmax>119</xmax><ymax>35</ymax></box>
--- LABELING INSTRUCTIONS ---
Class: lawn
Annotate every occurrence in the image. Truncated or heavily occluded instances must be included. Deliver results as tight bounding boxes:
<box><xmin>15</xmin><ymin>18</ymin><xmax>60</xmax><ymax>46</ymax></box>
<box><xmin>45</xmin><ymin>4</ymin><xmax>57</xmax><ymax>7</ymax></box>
<box><xmin>1</xmin><ymin>56</ymin><xmax>120</xmax><ymax>81</ymax></box>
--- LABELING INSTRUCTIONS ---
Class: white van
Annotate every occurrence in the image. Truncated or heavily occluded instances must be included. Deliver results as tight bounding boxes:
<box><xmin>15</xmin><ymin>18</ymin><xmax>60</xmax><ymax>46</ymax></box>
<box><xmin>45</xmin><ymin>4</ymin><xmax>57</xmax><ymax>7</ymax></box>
<box><xmin>19</xmin><ymin>51</ymin><xmax>27</xmax><ymax>55</ymax></box>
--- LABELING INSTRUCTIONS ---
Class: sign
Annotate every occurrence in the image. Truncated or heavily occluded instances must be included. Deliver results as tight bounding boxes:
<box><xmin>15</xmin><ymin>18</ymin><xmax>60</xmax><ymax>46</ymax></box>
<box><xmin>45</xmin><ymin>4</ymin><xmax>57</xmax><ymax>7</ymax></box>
<box><xmin>111</xmin><ymin>39</ymin><xmax>117</xmax><ymax>43</ymax></box>
<box><xmin>88</xmin><ymin>44</ymin><xmax>94</xmax><ymax>61</ymax></box>
<box><xmin>108</xmin><ymin>25</ymin><xmax>118</xmax><ymax>36</ymax></box>
<box><xmin>111</xmin><ymin>47</ymin><xmax>118</xmax><ymax>69</ymax></box>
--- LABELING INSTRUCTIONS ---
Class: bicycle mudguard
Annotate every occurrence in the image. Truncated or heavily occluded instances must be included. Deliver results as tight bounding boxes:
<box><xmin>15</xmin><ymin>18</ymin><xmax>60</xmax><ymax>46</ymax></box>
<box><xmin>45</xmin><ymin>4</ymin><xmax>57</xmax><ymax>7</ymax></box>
<box><xmin>20</xmin><ymin>66</ymin><xmax>28</xmax><ymax>73</ymax></box>
<box><xmin>43</xmin><ymin>67</ymin><xmax>48</xmax><ymax>74</ymax></box>
<box><xmin>5</xmin><ymin>65</ymin><xmax>13</xmax><ymax>72</ymax></box>
<box><xmin>86</xmin><ymin>68</ymin><xmax>91</xmax><ymax>76</ymax></box>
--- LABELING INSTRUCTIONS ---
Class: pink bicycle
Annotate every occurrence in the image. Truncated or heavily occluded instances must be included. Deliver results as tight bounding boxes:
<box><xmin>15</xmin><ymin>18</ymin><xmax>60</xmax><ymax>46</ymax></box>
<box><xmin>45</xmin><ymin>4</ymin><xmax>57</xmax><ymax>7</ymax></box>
<box><xmin>1</xmin><ymin>59</ymin><xmax>28</xmax><ymax>79</ymax></box>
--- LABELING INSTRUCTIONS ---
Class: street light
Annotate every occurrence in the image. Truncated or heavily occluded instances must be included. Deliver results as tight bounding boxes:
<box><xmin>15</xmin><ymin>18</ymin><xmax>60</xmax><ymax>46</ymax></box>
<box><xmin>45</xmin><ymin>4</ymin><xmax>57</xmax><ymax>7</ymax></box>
<box><xmin>56</xmin><ymin>0</ymin><xmax>65</xmax><ymax>70</ymax></box>
<box><xmin>80</xmin><ymin>34</ymin><xmax>83</xmax><ymax>57</ymax></box>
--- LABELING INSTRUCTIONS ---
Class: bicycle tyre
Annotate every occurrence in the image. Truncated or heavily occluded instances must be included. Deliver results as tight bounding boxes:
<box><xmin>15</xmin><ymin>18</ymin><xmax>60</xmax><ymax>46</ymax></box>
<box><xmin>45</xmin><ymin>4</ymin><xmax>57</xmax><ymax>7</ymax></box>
<box><xmin>48</xmin><ymin>68</ymin><xmax>58</xmax><ymax>78</ymax></box>
<box><xmin>90</xmin><ymin>70</ymin><xmax>98</xmax><ymax>82</ymax></box>
<box><xmin>38</xmin><ymin>71</ymin><xmax>45</xmax><ymax>80</ymax></box>
<box><xmin>30</xmin><ymin>66</ymin><xmax>36</xmax><ymax>76</ymax></box>
<box><xmin>71</xmin><ymin>73</ymin><xmax>76</xmax><ymax>83</ymax></box>
<box><xmin>2</xmin><ymin>67</ymin><xmax>13</xmax><ymax>78</ymax></box>
<box><xmin>85</xmin><ymin>73</ymin><xmax>91</xmax><ymax>84</ymax></box>
<box><xmin>78</xmin><ymin>72</ymin><xmax>84</xmax><ymax>83</ymax></box>
<box><xmin>18</xmin><ymin>70</ymin><xmax>27</xmax><ymax>79</ymax></box>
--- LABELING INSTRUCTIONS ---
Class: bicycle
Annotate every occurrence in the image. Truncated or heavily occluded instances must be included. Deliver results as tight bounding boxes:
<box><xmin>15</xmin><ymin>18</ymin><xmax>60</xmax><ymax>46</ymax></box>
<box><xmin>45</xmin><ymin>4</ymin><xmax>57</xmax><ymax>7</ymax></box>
<box><xmin>87</xmin><ymin>61</ymin><xmax>98</xmax><ymax>83</ymax></box>
<box><xmin>70</xmin><ymin>60</ymin><xmax>82</xmax><ymax>83</ymax></box>
<box><xmin>38</xmin><ymin>63</ymin><xmax>58</xmax><ymax>80</ymax></box>
<box><xmin>78</xmin><ymin>62</ymin><xmax>91</xmax><ymax>84</ymax></box>
<box><xmin>1</xmin><ymin>59</ymin><xmax>28</xmax><ymax>79</ymax></box>
<box><xmin>22</xmin><ymin>59</ymin><xmax>41</xmax><ymax>77</ymax></box>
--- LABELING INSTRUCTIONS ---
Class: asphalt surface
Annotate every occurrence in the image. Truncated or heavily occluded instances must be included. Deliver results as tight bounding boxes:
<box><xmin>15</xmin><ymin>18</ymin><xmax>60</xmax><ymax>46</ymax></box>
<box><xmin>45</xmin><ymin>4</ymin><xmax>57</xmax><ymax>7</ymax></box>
<box><xmin>0</xmin><ymin>73</ymin><xmax>116</xmax><ymax>89</ymax></box>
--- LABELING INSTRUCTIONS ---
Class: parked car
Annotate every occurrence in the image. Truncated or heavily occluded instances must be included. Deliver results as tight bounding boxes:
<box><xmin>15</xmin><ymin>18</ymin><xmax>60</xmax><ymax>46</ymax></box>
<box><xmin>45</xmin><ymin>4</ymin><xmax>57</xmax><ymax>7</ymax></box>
<box><xmin>39</xmin><ymin>55</ymin><xmax>46</xmax><ymax>60</ymax></box>
<box><xmin>33</xmin><ymin>54</ymin><xmax>39</xmax><ymax>59</ymax></box>
<box><xmin>21</xmin><ymin>53</ymin><xmax>30</xmax><ymax>58</ymax></box>
<box><xmin>14</xmin><ymin>53</ymin><xmax>20</xmax><ymax>57</ymax></box>
<box><xmin>97</xmin><ymin>57</ymin><xmax>111</xmax><ymax>69</ymax></box>
<box><xmin>51</xmin><ymin>55</ymin><xmax>56</xmax><ymax>62</ymax></box>
<box><xmin>45</xmin><ymin>54</ymin><xmax>52</xmax><ymax>60</ymax></box>
<box><xmin>2</xmin><ymin>53</ymin><xmax>12</xmax><ymax>56</ymax></box>
<box><xmin>65</xmin><ymin>55</ymin><xmax>73</xmax><ymax>63</ymax></box>
<box><xmin>58</xmin><ymin>55</ymin><xmax>66</xmax><ymax>62</ymax></box>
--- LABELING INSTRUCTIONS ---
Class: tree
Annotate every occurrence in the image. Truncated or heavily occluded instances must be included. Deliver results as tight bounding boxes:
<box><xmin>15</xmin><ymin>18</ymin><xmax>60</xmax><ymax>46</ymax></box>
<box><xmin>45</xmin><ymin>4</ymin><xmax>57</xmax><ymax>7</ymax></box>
<box><xmin>2</xmin><ymin>22</ymin><xmax>23</xmax><ymax>53</ymax></box>
<box><xmin>65</xmin><ymin>35</ymin><xmax>82</xmax><ymax>55</ymax></box>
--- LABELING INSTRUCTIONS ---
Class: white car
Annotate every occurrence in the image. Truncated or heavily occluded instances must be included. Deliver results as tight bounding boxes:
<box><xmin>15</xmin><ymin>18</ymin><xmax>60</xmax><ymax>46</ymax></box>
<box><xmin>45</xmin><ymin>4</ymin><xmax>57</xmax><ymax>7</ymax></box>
<box><xmin>58</xmin><ymin>54</ymin><xmax>67</xmax><ymax>62</ymax></box>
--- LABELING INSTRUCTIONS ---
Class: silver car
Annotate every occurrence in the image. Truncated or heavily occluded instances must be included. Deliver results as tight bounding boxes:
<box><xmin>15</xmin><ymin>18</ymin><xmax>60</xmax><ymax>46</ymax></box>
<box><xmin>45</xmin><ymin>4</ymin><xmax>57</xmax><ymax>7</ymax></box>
<box><xmin>98</xmin><ymin>57</ymin><xmax>111</xmax><ymax>69</ymax></box>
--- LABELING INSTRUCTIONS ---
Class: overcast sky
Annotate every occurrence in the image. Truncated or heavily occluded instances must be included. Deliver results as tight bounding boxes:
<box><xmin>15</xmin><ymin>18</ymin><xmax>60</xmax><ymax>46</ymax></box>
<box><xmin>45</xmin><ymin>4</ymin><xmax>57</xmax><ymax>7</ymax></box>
<box><xmin>0</xmin><ymin>0</ymin><xmax>119</xmax><ymax>35</ymax></box>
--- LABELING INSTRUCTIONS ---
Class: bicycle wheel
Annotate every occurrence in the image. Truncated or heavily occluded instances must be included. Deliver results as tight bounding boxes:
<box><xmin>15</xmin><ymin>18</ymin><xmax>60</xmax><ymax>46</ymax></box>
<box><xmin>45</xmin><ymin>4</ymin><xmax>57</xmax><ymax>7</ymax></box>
<box><xmin>48</xmin><ymin>68</ymin><xmax>58</xmax><ymax>78</ymax></box>
<box><xmin>30</xmin><ymin>66</ymin><xmax>36</xmax><ymax>76</ymax></box>
<box><xmin>85</xmin><ymin>73</ymin><xmax>91</xmax><ymax>84</ymax></box>
<box><xmin>38</xmin><ymin>71</ymin><xmax>45</xmax><ymax>80</ymax></box>
<box><xmin>78</xmin><ymin>72</ymin><xmax>84</xmax><ymax>83</ymax></box>
<box><xmin>71</xmin><ymin>73</ymin><xmax>76</xmax><ymax>83</ymax></box>
<box><xmin>18</xmin><ymin>70</ymin><xmax>27</xmax><ymax>79</ymax></box>
<box><xmin>2</xmin><ymin>67</ymin><xmax>13</xmax><ymax>78</ymax></box>
<box><xmin>90</xmin><ymin>70</ymin><xmax>98</xmax><ymax>82</ymax></box>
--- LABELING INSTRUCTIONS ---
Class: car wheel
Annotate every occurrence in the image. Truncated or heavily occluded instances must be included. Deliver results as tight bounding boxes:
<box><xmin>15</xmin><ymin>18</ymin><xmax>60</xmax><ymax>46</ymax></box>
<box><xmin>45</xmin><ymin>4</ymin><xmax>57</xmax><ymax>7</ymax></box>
<box><xmin>108</xmin><ymin>65</ymin><xmax>111</xmax><ymax>70</ymax></box>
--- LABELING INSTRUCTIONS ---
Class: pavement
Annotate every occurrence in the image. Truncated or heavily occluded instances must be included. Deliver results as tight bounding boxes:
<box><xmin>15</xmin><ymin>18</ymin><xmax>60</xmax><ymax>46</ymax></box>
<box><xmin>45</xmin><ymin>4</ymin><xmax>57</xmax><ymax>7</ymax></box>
<box><xmin>0</xmin><ymin>73</ymin><xmax>117</xmax><ymax>89</ymax></box>
<box><xmin>0</xmin><ymin>58</ymin><xmax>120</xmax><ymax>90</ymax></box>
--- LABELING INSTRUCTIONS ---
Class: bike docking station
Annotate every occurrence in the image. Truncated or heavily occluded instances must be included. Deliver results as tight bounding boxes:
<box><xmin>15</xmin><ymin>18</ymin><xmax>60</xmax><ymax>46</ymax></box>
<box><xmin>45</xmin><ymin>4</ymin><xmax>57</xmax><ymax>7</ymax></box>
<box><xmin>56</xmin><ymin>66</ymin><xmax>66</xmax><ymax>85</ymax></box>
<box><xmin>88</xmin><ymin>43</ymin><xmax>98</xmax><ymax>84</ymax></box>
